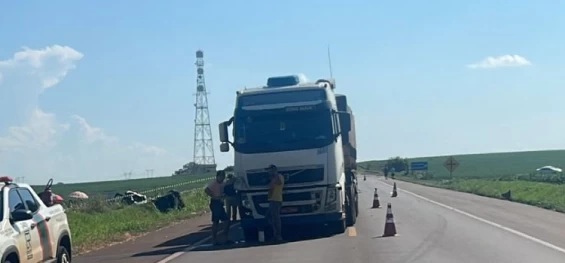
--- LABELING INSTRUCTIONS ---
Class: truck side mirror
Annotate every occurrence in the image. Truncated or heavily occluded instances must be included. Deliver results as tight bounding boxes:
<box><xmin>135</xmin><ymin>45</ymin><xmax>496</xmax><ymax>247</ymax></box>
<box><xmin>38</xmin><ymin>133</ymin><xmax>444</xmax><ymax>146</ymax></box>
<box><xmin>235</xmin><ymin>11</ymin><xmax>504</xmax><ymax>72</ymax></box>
<box><xmin>219</xmin><ymin>122</ymin><xmax>229</xmax><ymax>143</ymax></box>
<box><xmin>338</xmin><ymin>112</ymin><xmax>351</xmax><ymax>133</ymax></box>
<box><xmin>220</xmin><ymin>142</ymin><xmax>230</xmax><ymax>152</ymax></box>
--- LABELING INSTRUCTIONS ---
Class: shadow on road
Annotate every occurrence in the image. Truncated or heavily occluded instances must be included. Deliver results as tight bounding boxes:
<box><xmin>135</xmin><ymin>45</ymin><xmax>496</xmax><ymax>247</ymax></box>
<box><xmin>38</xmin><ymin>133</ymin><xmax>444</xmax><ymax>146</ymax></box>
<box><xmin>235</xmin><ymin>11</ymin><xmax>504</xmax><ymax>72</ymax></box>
<box><xmin>131</xmin><ymin>226</ymin><xmax>213</xmax><ymax>257</ymax></box>
<box><xmin>131</xmin><ymin>223</ymin><xmax>343</xmax><ymax>257</ymax></box>
<box><xmin>188</xmin><ymin>224</ymin><xmax>340</xmax><ymax>252</ymax></box>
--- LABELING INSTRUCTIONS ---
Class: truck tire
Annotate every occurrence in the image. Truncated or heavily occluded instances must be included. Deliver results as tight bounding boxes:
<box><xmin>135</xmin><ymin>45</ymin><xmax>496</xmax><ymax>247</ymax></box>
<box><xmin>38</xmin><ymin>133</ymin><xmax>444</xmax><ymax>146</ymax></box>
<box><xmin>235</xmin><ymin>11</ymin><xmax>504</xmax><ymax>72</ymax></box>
<box><xmin>355</xmin><ymin>188</ymin><xmax>359</xmax><ymax>218</ymax></box>
<box><xmin>243</xmin><ymin>227</ymin><xmax>259</xmax><ymax>243</ymax></box>
<box><xmin>345</xmin><ymin>191</ymin><xmax>357</xmax><ymax>226</ymax></box>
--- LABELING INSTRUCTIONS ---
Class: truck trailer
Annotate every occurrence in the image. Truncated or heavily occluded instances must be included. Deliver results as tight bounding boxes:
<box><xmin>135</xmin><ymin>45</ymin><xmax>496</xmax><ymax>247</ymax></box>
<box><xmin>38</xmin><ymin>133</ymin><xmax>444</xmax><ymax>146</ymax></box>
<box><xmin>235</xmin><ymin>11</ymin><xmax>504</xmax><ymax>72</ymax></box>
<box><xmin>218</xmin><ymin>75</ymin><xmax>358</xmax><ymax>242</ymax></box>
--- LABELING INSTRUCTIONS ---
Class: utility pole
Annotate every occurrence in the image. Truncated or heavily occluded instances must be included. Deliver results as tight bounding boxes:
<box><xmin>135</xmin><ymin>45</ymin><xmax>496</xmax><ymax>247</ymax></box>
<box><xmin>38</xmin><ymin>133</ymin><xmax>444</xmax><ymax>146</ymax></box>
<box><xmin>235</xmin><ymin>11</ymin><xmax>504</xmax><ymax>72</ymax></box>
<box><xmin>122</xmin><ymin>171</ymin><xmax>133</xmax><ymax>180</ymax></box>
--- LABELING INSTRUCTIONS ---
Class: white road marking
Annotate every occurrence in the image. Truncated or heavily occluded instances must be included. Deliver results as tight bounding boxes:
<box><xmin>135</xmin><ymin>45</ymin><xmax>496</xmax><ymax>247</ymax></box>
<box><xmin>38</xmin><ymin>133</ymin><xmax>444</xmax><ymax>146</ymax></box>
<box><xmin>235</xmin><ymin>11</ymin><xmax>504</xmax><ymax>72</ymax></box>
<box><xmin>377</xmin><ymin>179</ymin><xmax>565</xmax><ymax>255</ymax></box>
<box><xmin>155</xmin><ymin>223</ymin><xmax>240</xmax><ymax>263</ymax></box>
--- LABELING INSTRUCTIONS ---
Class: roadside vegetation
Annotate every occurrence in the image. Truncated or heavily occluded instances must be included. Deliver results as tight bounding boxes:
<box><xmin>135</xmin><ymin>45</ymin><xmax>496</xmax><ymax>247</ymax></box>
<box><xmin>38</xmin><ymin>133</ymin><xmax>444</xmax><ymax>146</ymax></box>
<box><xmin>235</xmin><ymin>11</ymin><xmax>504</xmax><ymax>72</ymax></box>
<box><xmin>359</xmin><ymin>150</ymin><xmax>565</xmax><ymax>213</ymax></box>
<box><xmin>35</xmin><ymin>173</ymin><xmax>216</xmax><ymax>254</ymax></box>
<box><xmin>68</xmin><ymin>189</ymin><xmax>210</xmax><ymax>254</ymax></box>
<box><xmin>31</xmin><ymin>174</ymin><xmax>212</xmax><ymax>199</ymax></box>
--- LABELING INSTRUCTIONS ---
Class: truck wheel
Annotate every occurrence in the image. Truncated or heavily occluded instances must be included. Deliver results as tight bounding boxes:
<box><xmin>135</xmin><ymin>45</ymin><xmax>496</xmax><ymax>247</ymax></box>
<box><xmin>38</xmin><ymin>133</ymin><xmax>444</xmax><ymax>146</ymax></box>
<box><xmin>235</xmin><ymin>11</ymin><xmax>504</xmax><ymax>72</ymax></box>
<box><xmin>355</xmin><ymin>189</ymin><xmax>359</xmax><ymax>218</ymax></box>
<box><xmin>345</xmin><ymin>192</ymin><xmax>357</xmax><ymax>226</ymax></box>
<box><xmin>57</xmin><ymin>245</ymin><xmax>71</xmax><ymax>263</ymax></box>
<box><xmin>243</xmin><ymin>227</ymin><xmax>259</xmax><ymax>243</ymax></box>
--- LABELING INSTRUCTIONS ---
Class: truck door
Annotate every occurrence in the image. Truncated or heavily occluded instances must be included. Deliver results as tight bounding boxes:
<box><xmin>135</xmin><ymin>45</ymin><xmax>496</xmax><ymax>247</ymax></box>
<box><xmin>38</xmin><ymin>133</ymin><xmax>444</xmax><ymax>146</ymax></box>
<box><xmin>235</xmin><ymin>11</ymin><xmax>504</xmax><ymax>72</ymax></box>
<box><xmin>8</xmin><ymin>189</ymin><xmax>38</xmax><ymax>263</ymax></box>
<box><xmin>17</xmin><ymin>188</ymin><xmax>55</xmax><ymax>262</ymax></box>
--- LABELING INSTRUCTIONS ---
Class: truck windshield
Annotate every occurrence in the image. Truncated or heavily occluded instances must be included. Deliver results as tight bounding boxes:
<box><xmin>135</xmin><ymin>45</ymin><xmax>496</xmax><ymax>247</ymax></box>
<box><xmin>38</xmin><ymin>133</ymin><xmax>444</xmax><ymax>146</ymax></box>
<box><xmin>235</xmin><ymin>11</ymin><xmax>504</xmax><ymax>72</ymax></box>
<box><xmin>234</xmin><ymin>110</ymin><xmax>334</xmax><ymax>154</ymax></box>
<box><xmin>237</xmin><ymin>89</ymin><xmax>326</xmax><ymax>108</ymax></box>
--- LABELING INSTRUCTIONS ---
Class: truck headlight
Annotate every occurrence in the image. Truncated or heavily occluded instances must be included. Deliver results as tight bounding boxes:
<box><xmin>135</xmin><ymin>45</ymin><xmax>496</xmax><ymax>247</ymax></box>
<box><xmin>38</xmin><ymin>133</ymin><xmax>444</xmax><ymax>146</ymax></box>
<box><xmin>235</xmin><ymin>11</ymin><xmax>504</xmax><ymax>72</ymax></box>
<box><xmin>326</xmin><ymin>187</ymin><xmax>337</xmax><ymax>204</ymax></box>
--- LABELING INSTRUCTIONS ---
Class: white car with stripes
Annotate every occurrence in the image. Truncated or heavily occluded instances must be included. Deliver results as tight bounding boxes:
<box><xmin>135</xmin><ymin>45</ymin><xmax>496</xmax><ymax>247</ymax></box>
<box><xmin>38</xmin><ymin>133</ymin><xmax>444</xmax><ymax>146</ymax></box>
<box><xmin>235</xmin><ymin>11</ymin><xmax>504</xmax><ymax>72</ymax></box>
<box><xmin>0</xmin><ymin>176</ymin><xmax>72</xmax><ymax>263</ymax></box>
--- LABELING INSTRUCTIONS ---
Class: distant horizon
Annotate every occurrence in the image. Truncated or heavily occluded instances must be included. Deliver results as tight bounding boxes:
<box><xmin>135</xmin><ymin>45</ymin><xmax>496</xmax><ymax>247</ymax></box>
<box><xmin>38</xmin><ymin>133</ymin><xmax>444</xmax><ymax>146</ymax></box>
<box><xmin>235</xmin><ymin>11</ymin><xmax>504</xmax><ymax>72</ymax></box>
<box><xmin>19</xmin><ymin>148</ymin><xmax>561</xmax><ymax>185</ymax></box>
<box><xmin>358</xmin><ymin>148</ymin><xmax>565</xmax><ymax>163</ymax></box>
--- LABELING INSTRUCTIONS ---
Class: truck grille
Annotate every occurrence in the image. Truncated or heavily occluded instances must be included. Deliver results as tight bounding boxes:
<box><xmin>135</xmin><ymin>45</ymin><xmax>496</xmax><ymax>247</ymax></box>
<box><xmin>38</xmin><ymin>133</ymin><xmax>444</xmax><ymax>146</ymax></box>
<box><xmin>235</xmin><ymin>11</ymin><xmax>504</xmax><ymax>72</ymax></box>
<box><xmin>246</xmin><ymin>167</ymin><xmax>324</xmax><ymax>187</ymax></box>
<box><xmin>252</xmin><ymin>192</ymin><xmax>320</xmax><ymax>216</ymax></box>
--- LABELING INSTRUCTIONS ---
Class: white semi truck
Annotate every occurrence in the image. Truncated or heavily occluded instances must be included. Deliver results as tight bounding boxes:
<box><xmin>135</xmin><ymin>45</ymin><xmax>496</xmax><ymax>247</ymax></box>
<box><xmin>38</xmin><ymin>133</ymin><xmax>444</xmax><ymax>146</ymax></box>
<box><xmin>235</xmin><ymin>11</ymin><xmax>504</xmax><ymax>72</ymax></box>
<box><xmin>218</xmin><ymin>75</ymin><xmax>358</xmax><ymax>242</ymax></box>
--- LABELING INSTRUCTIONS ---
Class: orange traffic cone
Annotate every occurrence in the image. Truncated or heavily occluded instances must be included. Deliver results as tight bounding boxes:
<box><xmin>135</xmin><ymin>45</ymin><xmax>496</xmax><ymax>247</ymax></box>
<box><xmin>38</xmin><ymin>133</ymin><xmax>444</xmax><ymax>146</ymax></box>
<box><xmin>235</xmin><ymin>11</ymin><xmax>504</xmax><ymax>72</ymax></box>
<box><xmin>391</xmin><ymin>182</ymin><xmax>398</xmax><ymax>198</ymax></box>
<box><xmin>382</xmin><ymin>203</ymin><xmax>397</xmax><ymax>237</ymax></box>
<box><xmin>372</xmin><ymin>188</ymin><xmax>381</xmax><ymax>208</ymax></box>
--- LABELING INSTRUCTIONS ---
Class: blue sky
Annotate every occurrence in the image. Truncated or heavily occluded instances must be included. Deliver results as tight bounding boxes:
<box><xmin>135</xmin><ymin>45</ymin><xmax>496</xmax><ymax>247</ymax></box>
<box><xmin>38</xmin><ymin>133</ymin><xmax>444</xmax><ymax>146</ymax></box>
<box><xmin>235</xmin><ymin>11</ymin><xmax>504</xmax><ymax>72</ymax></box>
<box><xmin>1</xmin><ymin>0</ymin><xmax>564</xmax><ymax>184</ymax></box>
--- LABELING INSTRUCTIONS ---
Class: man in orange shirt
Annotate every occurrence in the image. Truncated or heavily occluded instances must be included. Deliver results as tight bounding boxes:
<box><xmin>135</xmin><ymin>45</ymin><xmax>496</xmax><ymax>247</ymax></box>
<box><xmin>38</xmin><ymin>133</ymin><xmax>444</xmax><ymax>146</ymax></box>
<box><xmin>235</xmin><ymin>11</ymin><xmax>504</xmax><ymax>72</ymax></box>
<box><xmin>205</xmin><ymin>170</ymin><xmax>231</xmax><ymax>245</ymax></box>
<box><xmin>265</xmin><ymin>164</ymin><xmax>284</xmax><ymax>242</ymax></box>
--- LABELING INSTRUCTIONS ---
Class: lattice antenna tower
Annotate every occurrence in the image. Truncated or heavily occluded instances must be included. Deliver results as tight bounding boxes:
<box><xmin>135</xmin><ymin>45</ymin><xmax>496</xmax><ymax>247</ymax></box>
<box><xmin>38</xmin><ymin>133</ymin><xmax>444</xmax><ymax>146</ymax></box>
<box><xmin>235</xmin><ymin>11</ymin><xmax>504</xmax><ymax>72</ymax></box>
<box><xmin>192</xmin><ymin>50</ymin><xmax>216</xmax><ymax>166</ymax></box>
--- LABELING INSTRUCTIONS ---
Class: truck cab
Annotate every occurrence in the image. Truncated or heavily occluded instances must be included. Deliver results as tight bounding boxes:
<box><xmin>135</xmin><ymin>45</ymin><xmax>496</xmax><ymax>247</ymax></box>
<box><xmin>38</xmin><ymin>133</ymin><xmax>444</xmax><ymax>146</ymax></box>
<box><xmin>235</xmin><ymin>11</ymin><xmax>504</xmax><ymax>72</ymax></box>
<box><xmin>0</xmin><ymin>176</ymin><xmax>72</xmax><ymax>263</ymax></box>
<box><xmin>218</xmin><ymin>75</ymin><xmax>358</xmax><ymax>242</ymax></box>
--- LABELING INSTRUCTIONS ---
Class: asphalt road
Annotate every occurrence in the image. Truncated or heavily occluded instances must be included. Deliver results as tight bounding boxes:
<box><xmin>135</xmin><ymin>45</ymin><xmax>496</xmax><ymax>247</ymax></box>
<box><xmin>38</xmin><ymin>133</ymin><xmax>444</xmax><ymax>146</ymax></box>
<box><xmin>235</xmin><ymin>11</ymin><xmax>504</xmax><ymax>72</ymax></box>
<box><xmin>159</xmin><ymin>175</ymin><xmax>565</xmax><ymax>263</ymax></box>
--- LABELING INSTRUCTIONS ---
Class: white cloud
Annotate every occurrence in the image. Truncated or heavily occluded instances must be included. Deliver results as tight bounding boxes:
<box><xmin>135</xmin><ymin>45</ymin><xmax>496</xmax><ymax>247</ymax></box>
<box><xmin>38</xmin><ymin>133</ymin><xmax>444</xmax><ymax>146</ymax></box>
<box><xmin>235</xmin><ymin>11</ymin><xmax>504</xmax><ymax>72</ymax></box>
<box><xmin>0</xmin><ymin>45</ymin><xmax>181</xmax><ymax>183</ymax></box>
<box><xmin>0</xmin><ymin>45</ymin><xmax>84</xmax><ymax>90</ymax></box>
<box><xmin>467</xmin><ymin>55</ymin><xmax>532</xmax><ymax>69</ymax></box>
<box><xmin>0</xmin><ymin>108</ymin><xmax>69</xmax><ymax>151</ymax></box>
<box><xmin>71</xmin><ymin>115</ymin><xmax>118</xmax><ymax>144</ymax></box>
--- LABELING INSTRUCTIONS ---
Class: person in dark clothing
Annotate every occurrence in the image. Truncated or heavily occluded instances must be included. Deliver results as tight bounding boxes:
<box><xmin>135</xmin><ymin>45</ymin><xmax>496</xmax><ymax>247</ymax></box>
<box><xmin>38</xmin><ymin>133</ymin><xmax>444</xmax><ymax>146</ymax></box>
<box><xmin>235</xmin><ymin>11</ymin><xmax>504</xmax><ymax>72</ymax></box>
<box><xmin>224</xmin><ymin>173</ymin><xmax>238</xmax><ymax>222</ymax></box>
<box><xmin>205</xmin><ymin>170</ymin><xmax>231</xmax><ymax>245</ymax></box>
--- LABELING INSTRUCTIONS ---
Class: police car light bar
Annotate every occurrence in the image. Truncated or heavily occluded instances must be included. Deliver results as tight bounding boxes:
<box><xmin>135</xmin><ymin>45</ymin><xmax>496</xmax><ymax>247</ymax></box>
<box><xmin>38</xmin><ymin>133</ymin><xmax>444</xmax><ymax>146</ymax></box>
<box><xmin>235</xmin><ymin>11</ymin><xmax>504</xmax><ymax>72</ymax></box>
<box><xmin>0</xmin><ymin>176</ymin><xmax>14</xmax><ymax>183</ymax></box>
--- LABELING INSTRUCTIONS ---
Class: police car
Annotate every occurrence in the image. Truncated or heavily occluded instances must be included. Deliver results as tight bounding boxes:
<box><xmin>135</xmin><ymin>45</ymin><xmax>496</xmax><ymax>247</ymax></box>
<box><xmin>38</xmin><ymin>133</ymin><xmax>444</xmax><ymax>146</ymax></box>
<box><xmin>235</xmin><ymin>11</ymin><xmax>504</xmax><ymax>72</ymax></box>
<box><xmin>0</xmin><ymin>176</ymin><xmax>72</xmax><ymax>263</ymax></box>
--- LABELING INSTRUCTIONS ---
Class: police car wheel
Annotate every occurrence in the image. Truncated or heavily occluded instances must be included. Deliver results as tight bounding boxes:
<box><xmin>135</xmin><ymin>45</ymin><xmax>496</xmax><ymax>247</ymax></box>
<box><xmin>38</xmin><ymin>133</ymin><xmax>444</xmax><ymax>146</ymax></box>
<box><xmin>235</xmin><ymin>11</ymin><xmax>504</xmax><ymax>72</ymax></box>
<box><xmin>57</xmin><ymin>246</ymin><xmax>71</xmax><ymax>263</ymax></box>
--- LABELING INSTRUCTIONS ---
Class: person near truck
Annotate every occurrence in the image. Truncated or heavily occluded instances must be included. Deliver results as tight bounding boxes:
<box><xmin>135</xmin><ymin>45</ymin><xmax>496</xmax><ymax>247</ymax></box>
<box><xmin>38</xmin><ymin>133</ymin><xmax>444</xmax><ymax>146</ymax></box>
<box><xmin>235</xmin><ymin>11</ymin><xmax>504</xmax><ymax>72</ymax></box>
<box><xmin>224</xmin><ymin>173</ymin><xmax>238</xmax><ymax>222</ymax></box>
<box><xmin>205</xmin><ymin>170</ymin><xmax>232</xmax><ymax>245</ymax></box>
<box><xmin>266</xmin><ymin>164</ymin><xmax>284</xmax><ymax>242</ymax></box>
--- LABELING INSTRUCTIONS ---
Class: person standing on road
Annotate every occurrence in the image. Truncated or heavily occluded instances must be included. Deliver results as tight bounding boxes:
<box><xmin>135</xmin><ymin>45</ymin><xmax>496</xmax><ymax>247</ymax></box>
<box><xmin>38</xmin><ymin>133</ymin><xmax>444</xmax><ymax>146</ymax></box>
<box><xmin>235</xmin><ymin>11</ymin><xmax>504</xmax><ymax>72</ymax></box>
<box><xmin>266</xmin><ymin>164</ymin><xmax>284</xmax><ymax>242</ymax></box>
<box><xmin>224</xmin><ymin>173</ymin><xmax>239</xmax><ymax>222</ymax></box>
<box><xmin>205</xmin><ymin>170</ymin><xmax>231</xmax><ymax>245</ymax></box>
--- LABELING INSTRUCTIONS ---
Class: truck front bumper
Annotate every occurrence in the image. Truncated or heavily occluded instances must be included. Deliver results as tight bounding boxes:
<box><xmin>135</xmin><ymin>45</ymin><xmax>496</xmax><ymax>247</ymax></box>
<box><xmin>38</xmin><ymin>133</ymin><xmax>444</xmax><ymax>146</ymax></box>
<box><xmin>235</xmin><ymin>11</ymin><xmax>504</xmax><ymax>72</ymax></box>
<box><xmin>240</xmin><ymin>212</ymin><xmax>343</xmax><ymax>229</ymax></box>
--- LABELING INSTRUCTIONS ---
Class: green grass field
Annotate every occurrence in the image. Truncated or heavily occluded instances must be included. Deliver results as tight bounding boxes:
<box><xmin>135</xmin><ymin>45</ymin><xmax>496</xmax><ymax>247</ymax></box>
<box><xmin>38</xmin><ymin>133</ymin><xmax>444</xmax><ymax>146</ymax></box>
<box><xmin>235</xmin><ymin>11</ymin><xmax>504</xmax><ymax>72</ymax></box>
<box><xmin>69</xmin><ymin>189</ymin><xmax>210</xmax><ymax>254</ymax></box>
<box><xmin>359</xmin><ymin>150</ymin><xmax>565</xmax><ymax>213</ymax></box>
<box><xmin>360</xmin><ymin>150</ymin><xmax>565</xmax><ymax>180</ymax></box>
<box><xmin>32</xmin><ymin>174</ymin><xmax>213</xmax><ymax>199</ymax></box>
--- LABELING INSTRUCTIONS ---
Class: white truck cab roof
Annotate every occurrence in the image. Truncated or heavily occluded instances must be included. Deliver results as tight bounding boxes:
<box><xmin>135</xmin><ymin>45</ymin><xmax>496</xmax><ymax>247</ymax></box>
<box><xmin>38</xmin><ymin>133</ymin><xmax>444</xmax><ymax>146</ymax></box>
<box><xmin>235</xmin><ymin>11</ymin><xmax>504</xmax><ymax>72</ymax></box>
<box><xmin>237</xmin><ymin>75</ymin><xmax>336</xmax><ymax>96</ymax></box>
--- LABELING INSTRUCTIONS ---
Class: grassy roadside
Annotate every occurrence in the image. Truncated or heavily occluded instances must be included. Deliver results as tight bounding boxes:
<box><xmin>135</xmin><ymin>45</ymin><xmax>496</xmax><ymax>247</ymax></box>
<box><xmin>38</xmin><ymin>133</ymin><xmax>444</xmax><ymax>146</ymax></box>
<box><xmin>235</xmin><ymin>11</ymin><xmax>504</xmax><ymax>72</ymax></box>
<box><xmin>68</xmin><ymin>190</ymin><xmax>209</xmax><ymax>254</ymax></box>
<box><xmin>391</xmin><ymin>175</ymin><xmax>565</xmax><ymax>213</ymax></box>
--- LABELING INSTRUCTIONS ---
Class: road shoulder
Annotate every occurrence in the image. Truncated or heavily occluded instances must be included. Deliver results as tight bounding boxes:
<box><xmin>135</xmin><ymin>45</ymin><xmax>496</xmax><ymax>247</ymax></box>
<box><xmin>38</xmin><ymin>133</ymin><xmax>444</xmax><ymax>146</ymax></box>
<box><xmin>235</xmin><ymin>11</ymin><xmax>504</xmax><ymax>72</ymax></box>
<box><xmin>377</xmin><ymin>177</ymin><xmax>565</xmax><ymax>251</ymax></box>
<box><xmin>76</xmin><ymin>213</ymin><xmax>215</xmax><ymax>263</ymax></box>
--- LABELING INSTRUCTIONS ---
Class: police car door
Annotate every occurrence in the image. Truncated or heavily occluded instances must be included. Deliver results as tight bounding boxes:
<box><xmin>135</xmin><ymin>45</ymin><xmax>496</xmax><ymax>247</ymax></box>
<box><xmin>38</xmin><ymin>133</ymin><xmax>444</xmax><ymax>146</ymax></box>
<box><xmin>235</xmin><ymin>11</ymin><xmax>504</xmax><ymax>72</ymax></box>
<box><xmin>17</xmin><ymin>188</ymin><xmax>53</xmax><ymax>262</ymax></box>
<box><xmin>8</xmin><ymin>188</ymin><xmax>38</xmax><ymax>262</ymax></box>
